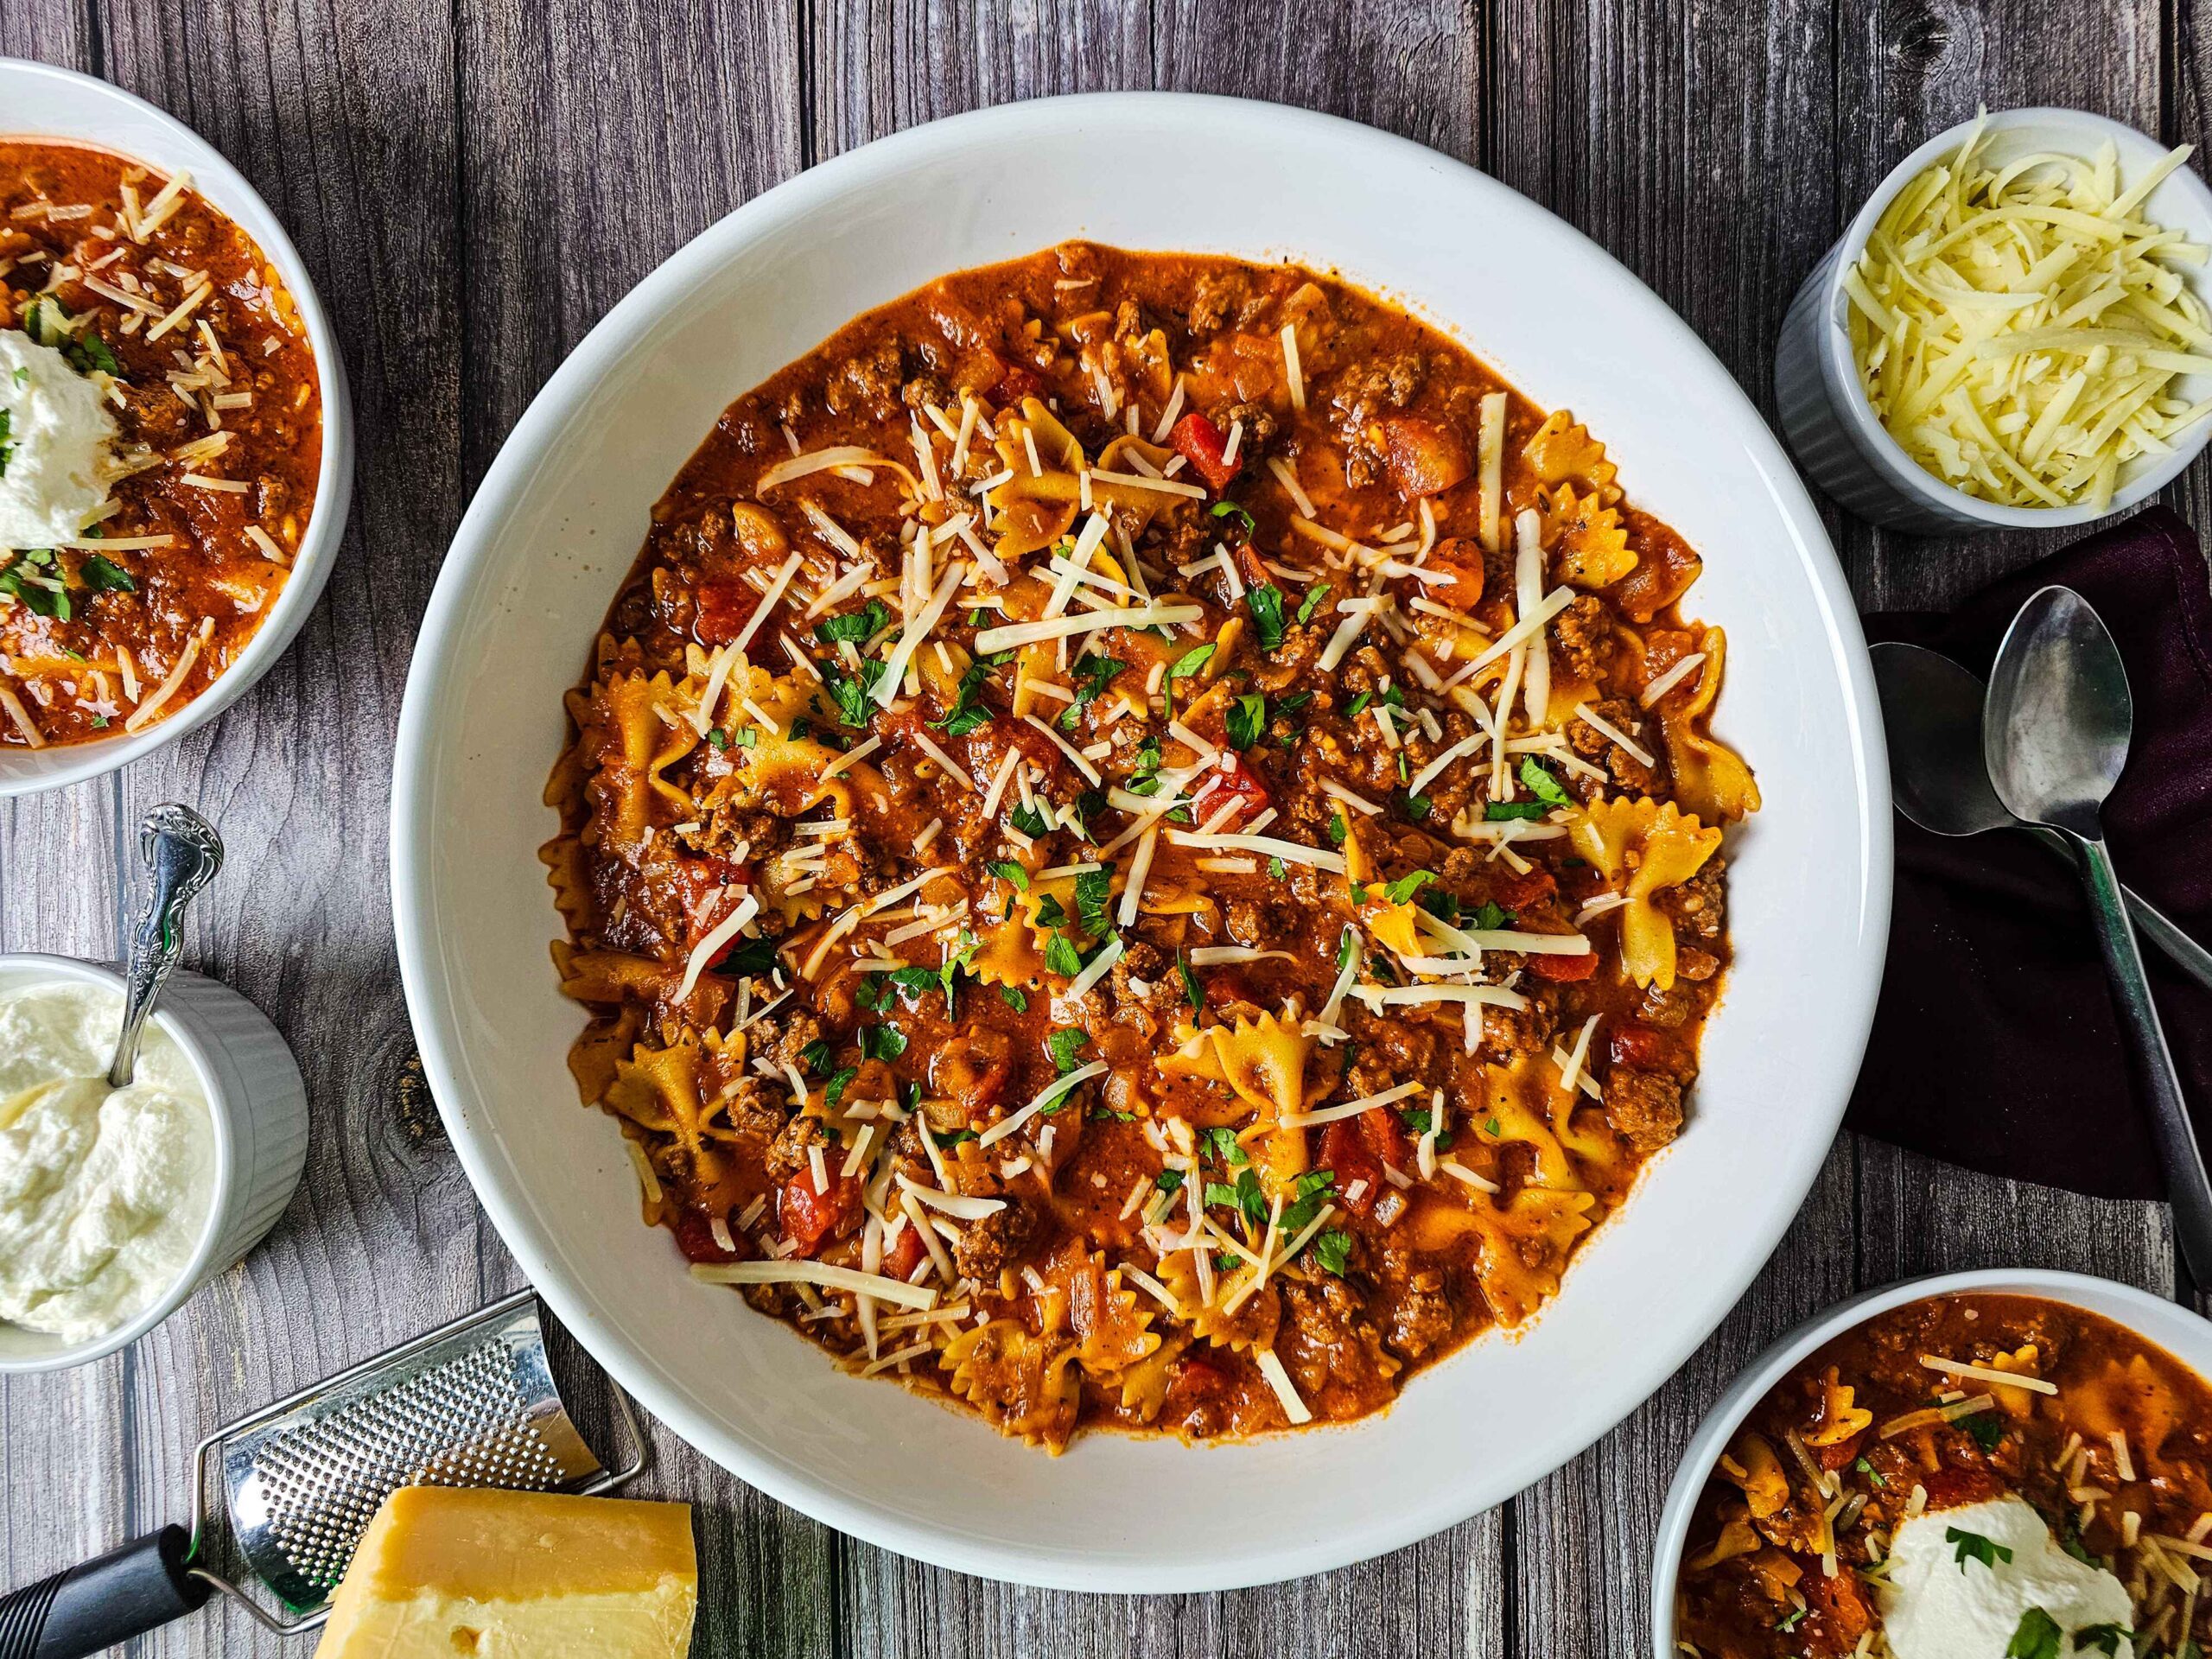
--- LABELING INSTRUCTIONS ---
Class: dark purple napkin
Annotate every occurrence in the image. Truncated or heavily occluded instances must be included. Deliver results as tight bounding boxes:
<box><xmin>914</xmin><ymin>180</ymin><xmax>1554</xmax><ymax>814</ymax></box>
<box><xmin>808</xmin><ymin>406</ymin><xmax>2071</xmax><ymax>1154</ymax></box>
<box><xmin>1848</xmin><ymin>505</ymin><xmax>2212</xmax><ymax>1199</ymax></box>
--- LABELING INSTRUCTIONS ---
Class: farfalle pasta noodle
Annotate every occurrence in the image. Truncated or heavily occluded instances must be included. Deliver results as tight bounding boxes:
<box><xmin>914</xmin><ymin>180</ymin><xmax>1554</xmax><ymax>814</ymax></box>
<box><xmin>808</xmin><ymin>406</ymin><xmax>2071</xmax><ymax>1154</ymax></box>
<box><xmin>542</xmin><ymin>243</ymin><xmax>1753</xmax><ymax>1447</ymax></box>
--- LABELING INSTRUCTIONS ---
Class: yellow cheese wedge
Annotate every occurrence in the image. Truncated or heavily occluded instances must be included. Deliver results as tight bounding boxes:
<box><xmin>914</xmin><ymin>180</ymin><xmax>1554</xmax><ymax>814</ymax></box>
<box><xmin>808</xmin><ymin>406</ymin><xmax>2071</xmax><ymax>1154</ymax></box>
<box><xmin>313</xmin><ymin>1487</ymin><xmax>697</xmax><ymax>1659</ymax></box>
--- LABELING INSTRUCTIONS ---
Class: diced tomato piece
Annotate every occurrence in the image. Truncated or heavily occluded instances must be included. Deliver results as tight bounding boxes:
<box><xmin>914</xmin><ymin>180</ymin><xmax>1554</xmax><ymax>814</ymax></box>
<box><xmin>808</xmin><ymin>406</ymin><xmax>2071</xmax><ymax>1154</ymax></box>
<box><xmin>881</xmin><ymin>1223</ymin><xmax>928</xmax><ymax>1282</ymax></box>
<box><xmin>1529</xmin><ymin>950</ymin><xmax>1599</xmax><ymax>982</ymax></box>
<box><xmin>1170</xmin><ymin>412</ymin><xmax>1242</xmax><ymax>494</ymax></box>
<box><xmin>1379</xmin><ymin>416</ymin><xmax>1470</xmax><ymax>499</ymax></box>
<box><xmin>1813</xmin><ymin>1428</ymin><xmax>1867</xmax><ymax>1472</ymax></box>
<box><xmin>1356</xmin><ymin>1105</ymin><xmax>1414</xmax><ymax>1170</ymax></box>
<box><xmin>1919</xmin><ymin>1465</ymin><xmax>2006</xmax><ymax>1510</ymax></box>
<box><xmin>1799</xmin><ymin>1567</ymin><xmax>1874</xmax><ymax>1654</ymax></box>
<box><xmin>991</xmin><ymin>360</ymin><xmax>1047</xmax><ymax>404</ymax></box>
<box><xmin>692</xmin><ymin>577</ymin><xmax>760</xmax><ymax>646</ymax></box>
<box><xmin>671</xmin><ymin>1206</ymin><xmax>744</xmax><ymax>1264</ymax></box>
<box><xmin>1320</xmin><ymin>1120</ymin><xmax>1384</xmax><ymax>1217</ymax></box>
<box><xmin>1491</xmin><ymin>868</ymin><xmax>1557</xmax><ymax>910</ymax></box>
<box><xmin>1202</xmin><ymin>968</ymin><xmax>1258</xmax><ymax>1011</ymax></box>
<box><xmin>1190</xmin><ymin>754</ymin><xmax>1269</xmax><ymax>828</ymax></box>
<box><xmin>672</xmin><ymin>856</ymin><xmax>756</xmax><ymax>948</ymax></box>
<box><xmin>778</xmin><ymin>1168</ymin><xmax>861</xmax><ymax>1257</ymax></box>
<box><xmin>1610</xmin><ymin>1023</ymin><xmax>1684</xmax><ymax>1074</ymax></box>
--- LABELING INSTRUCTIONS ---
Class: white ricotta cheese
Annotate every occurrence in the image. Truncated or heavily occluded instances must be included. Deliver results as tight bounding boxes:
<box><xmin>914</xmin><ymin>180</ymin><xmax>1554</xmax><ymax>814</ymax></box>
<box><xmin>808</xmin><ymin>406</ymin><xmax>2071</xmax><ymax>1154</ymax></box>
<box><xmin>1881</xmin><ymin>1493</ymin><xmax>2134</xmax><ymax>1659</ymax></box>
<box><xmin>0</xmin><ymin>328</ymin><xmax>118</xmax><ymax>552</ymax></box>
<box><xmin>0</xmin><ymin>981</ymin><xmax>213</xmax><ymax>1344</ymax></box>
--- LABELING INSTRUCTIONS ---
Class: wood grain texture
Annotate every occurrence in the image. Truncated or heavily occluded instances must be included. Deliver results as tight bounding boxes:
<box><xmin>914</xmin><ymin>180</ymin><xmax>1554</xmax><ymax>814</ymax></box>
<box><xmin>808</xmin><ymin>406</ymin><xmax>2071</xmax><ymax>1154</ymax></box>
<box><xmin>0</xmin><ymin>1</ymin><xmax>2204</xmax><ymax>1655</ymax></box>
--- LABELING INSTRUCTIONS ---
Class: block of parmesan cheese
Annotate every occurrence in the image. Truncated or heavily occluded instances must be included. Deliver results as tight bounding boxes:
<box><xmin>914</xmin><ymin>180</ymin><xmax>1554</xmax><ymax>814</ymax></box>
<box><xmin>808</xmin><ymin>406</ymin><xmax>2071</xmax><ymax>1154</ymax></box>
<box><xmin>313</xmin><ymin>1486</ymin><xmax>697</xmax><ymax>1659</ymax></box>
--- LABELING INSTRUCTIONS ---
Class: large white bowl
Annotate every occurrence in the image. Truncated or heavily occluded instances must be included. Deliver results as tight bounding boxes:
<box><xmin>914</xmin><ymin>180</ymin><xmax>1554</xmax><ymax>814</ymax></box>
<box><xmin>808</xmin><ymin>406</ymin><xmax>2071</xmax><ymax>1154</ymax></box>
<box><xmin>0</xmin><ymin>59</ymin><xmax>353</xmax><ymax>795</ymax></box>
<box><xmin>1649</xmin><ymin>1270</ymin><xmax>2212</xmax><ymax>1657</ymax></box>
<box><xmin>392</xmin><ymin>92</ymin><xmax>1891</xmax><ymax>1592</ymax></box>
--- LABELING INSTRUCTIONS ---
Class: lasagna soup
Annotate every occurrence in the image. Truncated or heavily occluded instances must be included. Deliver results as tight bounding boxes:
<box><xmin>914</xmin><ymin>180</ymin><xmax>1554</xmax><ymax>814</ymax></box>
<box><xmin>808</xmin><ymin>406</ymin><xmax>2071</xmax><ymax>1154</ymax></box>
<box><xmin>0</xmin><ymin>142</ymin><xmax>321</xmax><ymax>747</ymax></box>
<box><xmin>1676</xmin><ymin>1294</ymin><xmax>2212</xmax><ymax>1659</ymax></box>
<box><xmin>543</xmin><ymin>243</ymin><xmax>1758</xmax><ymax>1448</ymax></box>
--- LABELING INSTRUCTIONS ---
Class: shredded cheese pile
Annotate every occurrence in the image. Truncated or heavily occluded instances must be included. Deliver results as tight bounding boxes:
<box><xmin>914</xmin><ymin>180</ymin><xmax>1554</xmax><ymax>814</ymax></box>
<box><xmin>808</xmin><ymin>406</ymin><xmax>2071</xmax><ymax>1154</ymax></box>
<box><xmin>1845</xmin><ymin>111</ymin><xmax>2212</xmax><ymax>510</ymax></box>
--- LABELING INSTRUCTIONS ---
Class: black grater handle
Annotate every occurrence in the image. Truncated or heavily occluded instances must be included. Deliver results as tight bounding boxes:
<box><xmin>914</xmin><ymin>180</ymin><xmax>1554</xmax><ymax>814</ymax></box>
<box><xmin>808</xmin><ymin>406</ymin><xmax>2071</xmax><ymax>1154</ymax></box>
<box><xmin>0</xmin><ymin>1527</ymin><xmax>207</xmax><ymax>1658</ymax></box>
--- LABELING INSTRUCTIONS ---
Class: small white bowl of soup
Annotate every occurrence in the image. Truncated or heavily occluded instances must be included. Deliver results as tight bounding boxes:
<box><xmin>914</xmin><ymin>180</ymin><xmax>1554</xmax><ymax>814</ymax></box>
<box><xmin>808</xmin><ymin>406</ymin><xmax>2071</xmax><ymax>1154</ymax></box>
<box><xmin>1654</xmin><ymin>1268</ymin><xmax>2212</xmax><ymax>1659</ymax></box>
<box><xmin>0</xmin><ymin>59</ymin><xmax>353</xmax><ymax>793</ymax></box>
<box><xmin>1775</xmin><ymin>106</ymin><xmax>2212</xmax><ymax>533</ymax></box>
<box><xmin>0</xmin><ymin>953</ymin><xmax>308</xmax><ymax>1372</ymax></box>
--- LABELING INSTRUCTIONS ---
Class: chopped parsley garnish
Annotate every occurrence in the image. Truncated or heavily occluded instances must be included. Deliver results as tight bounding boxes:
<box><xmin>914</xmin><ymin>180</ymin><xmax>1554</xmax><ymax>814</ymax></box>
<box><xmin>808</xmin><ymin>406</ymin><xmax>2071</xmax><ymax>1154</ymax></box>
<box><xmin>1226</xmin><ymin>692</ymin><xmax>1266</xmax><ymax>750</ymax></box>
<box><xmin>2073</xmin><ymin>1624</ymin><xmax>2134</xmax><ymax>1657</ymax></box>
<box><xmin>1246</xmin><ymin>584</ymin><xmax>1287</xmax><ymax>652</ymax></box>
<box><xmin>1034</xmin><ymin>893</ymin><xmax>1068</xmax><ymax>929</ymax></box>
<box><xmin>798</xmin><ymin>1038</ymin><xmax>834</xmax><ymax>1075</ymax></box>
<box><xmin>1851</xmin><ymin>1455</ymin><xmax>1886</xmax><ymax>1487</ymax></box>
<box><xmin>1312</xmin><ymin>1229</ymin><xmax>1353</xmax><ymax>1275</ymax></box>
<box><xmin>715</xmin><ymin>937</ymin><xmax>778</xmax><ymax>977</ymax></box>
<box><xmin>1268</xmin><ymin>855</ymin><xmax>1287</xmax><ymax>880</ymax></box>
<box><xmin>1045</xmin><ymin>932</ymin><xmax>1084</xmax><ymax>978</ymax></box>
<box><xmin>1209</xmin><ymin>500</ymin><xmax>1255</xmax><ymax>532</ymax></box>
<box><xmin>998</xmin><ymin>985</ymin><xmax>1028</xmax><ymax>1013</ymax></box>
<box><xmin>2003</xmin><ymin>1608</ymin><xmax>2061</xmax><ymax>1659</ymax></box>
<box><xmin>0</xmin><ymin>409</ymin><xmax>11</xmax><ymax>478</ymax></box>
<box><xmin>1280</xmin><ymin>1168</ymin><xmax>1335</xmax><ymax>1232</ymax></box>
<box><xmin>1518</xmin><ymin>756</ymin><xmax>1573</xmax><ymax>807</ymax></box>
<box><xmin>822</xmin><ymin>1066</ymin><xmax>858</xmax><ymax>1109</ymax></box>
<box><xmin>1381</xmin><ymin>870</ymin><xmax>1435</xmax><ymax>906</ymax></box>
<box><xmin>1296</xmin><ymin>582</ymin><xmax>1330</xmax><ymax>626</ymax></box>
<box><xmin>1168</xmin><ymin>642</ymin><xmax>1217</xmax><ymax>682</ymax></box>
<box><xmin>1009</xmin><ymin>801</ymin><xmax>1050</xmax><ymax>838</ymax></box>
<box><xmin>1047</xmin><ymin>1028</ymin><xmax>1090</xmax><ymax>1074</ymax></box>
<box><xmin>931</xmin><ymin>653</ymin><xmax>1002</xmax><ymax>738</ymax></box>
<box><xmin>988</xmin><ymin>859</ymin><xmax>1029</xmax><ymax>891</ymax></box>
<box><xmin>706</xmin><ymin>726</ymin><xmax>731</xmax><ymax>750</ymax></box>
<box><xmin>1773</xmin><ymin>1606</ymin><xmax>1807</xmax><ymax>1635</ymax></box>
<box><xmin>1964</xmin><ymin>1411</ymin><xmax>2007</xmax><ymax>1452</ymax></box>
<box><xmin>822</xmin><ymin>657</ymin><xmax>887</xmax><ymax>728</ymax></box>
<box><xmin>0</xmin><ymin>549</ymin><xmax>68</xmax><ymax>620</ymax></box>
<box><xmin>1325</xmin><ymin>810</ymin><xmax>1349</xmax><ymax>847</ymax></box>
<box><xmin>1469</xmin><ymin>900</ymin><xmax>1513</xmax><ymax>931</ymax></box>
<box><xmin>814</xmin><ymin>598</ymin><xmax>890</xmax><ymax>645</ymax></box>
<box><xmin>65</xmin><ymin>330</ymin><xmax>120</xmax><ymax>378</ymax></box>
<box><xmin>1948</xmin><ymin>1527</ymin><xmax>2013</xmax><ymax>1572</ymax></box>
<box><xmin>1402</xmin><ymin>791</ymin><xmax>1432</xmax><ymax>820</ymax></box>
<box><xmin>1335</xmin><ymin>926</ymin><xmax>1359</xmax><ymax>972</ymax></box>
<box><xmin>1177</xmin><ymin>947</ymin><xmax>1204</xmax><ymax>1012</ymax></box>
<box><xmin>1201</xmin><ymin>1125</ymin><xmax>1249</xmax><ymax>1166</ymax></box>
<box><xmin>857</xmin><ymin>1024</ymin><xmax>906</xmax><ymax>1064</ymax></box>
<box><xmin>1059</xmin><ymin>652</ymin><xmax>1127</xmax><ymax>731</ymax></box>
<box><xmin>1073</xmin><ymin>866</ymin><xmax>1115</xmax><ymax>938</ymax></box>
<box><xmin>1155</xmin><ymin>1168</ymin><xmax>1185</xmax><ymax>1194</ymax></box>
<box><xmin>1126</xmin><ymin>734</ymin><xmax>1164</xmax><ymax>796</ymax></box>
<box><xmin>1484</xmin><ymin>798</ymin><xmax>1548</xmax><ymax>822</ymax></box>
<box><xmin>1207</xmin><ymin>1167</ymin><xmax>1270</xmax><ymax>1229</ymax></box>
<box><xmin>854</xmin><ymin>978</ymin><xmax>889</xmax><ymax>1013</ymax></box>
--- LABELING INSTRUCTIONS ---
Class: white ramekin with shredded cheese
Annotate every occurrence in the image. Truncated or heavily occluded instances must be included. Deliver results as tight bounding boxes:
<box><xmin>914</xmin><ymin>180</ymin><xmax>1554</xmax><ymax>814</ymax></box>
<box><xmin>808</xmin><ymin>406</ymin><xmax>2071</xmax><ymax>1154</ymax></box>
<box><xmin>1777</xmin><ymin>107</ymin><xmax>2212</xmax><ymax>532</ymax></box>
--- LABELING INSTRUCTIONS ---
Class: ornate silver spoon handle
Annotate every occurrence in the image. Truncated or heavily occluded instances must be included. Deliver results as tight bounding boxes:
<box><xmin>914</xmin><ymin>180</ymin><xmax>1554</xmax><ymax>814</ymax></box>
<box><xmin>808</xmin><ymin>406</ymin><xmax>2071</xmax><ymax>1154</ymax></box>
<box><xmin>106</xmin><ymin>804</ymin><xmax>224</xmax><ymax>1089</ymax></box>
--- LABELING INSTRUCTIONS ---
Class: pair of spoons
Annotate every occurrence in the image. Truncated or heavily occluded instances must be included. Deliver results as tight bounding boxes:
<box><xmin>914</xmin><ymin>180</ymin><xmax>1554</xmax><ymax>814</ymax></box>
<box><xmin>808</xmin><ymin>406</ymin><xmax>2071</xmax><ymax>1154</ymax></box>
<box><xmin>1875</xmin><ymin>588</ymin><xmax>2212</xmax><ymax>1285</ymax></box>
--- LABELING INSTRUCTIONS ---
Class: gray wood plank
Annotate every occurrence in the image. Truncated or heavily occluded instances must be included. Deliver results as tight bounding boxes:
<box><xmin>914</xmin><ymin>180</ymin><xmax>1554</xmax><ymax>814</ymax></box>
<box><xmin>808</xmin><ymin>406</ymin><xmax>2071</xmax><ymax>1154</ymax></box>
<box><xmin>0</xmin><ymin>0</ymin><xmax>138</xmax><ymax>1620</ymax></box>
<box><xmin>811</xmin><ymin>3</ymin><xmax>1503</xmax><ymax>1655</ymax></box>
<box><xmin>451</xmin><ymin>5</ymin><xmax>832</xmax><ymax>1656</ymax></box>
<box><xmin>1488</xmin><ymin>3</ymin><xmax>1855</xmax><ymax>1654</ymax></box>
<box><xmin>82</xmin><ymin>0</ymin><xmax>474</xmax><ymax>1650</ymax></box>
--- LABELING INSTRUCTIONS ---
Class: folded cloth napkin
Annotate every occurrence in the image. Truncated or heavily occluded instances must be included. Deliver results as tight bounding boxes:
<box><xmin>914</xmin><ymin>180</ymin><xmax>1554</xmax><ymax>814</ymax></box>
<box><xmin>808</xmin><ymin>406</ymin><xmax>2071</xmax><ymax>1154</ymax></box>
<box><xmin>1848</xmin><ymin>505</ymin><xmax>2212</xmax><ymax>1198</ymax></box>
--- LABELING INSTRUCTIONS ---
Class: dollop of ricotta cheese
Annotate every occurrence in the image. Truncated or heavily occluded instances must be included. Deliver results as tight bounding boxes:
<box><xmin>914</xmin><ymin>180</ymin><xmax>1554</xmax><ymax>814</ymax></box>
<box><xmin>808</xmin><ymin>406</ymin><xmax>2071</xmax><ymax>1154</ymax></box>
<box><xmin>0</xmin><ymin>327</ymin><xmax>118</xmax><ymax>551</ymax></box>
<box><xmin>0</xmin><ymin>981</ymin><xmax>213</xmax><ymax>1344</ymax></box>
<box><xmin>1881</xmin><ymin>1493</ymin><xmax>2134</xmax><ymax>1659</ymax></box>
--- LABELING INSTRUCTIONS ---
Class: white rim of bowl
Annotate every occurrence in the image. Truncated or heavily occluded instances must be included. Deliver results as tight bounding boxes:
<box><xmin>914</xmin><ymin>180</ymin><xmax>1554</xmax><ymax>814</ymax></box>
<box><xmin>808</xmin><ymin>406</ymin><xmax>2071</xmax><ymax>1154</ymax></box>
<box><xmin>1647</xmin><ymin>1267</ymin><xmax>2211</xmax><ymax>1657</ymax></box>
<box><xmin>0</xmin><ymin>952</ymin><xmax>235</xmax><ymax>1373</ymax></box>
<box><xmin>0</xmin><ymin>59</ymin><xmax>355</xmax><ymax>795</ymax></box>
<box><xmin>392</xmin><ymin>88</ymin><xmax>1891</xmax><ymax>1591</ymax></box>
<box><xmin>1816</xmin><ymin>105</ymin><xmax>2212</xmax><ymax>531</ymax></box>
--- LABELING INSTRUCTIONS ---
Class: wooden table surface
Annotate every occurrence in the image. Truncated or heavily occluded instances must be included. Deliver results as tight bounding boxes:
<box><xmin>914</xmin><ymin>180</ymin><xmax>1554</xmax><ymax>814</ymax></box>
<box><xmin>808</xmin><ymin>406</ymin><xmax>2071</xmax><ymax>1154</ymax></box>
<box><xmin>3</xmin><ymin>2</ymin><xmax>2207</xmax><ymax>1654</ymax></box>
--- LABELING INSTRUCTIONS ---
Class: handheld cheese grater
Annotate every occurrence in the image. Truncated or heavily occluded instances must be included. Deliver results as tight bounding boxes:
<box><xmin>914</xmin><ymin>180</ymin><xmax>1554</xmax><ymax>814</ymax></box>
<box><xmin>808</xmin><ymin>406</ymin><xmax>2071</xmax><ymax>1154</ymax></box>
<box><xmin>0</xmin><ymin>1288</ymin><xmax>645</xmax><ymax>1659</ymax></box>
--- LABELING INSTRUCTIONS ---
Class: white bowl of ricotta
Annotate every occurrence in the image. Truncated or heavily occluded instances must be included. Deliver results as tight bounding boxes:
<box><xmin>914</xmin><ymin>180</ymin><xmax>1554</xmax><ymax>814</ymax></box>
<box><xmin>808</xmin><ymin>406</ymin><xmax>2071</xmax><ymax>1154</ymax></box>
<box><xmin>1650</xmin><ymin>1268</ymin><xmax>2212</xmax><ymax>1658</ymax></box>
<box><xmin>0</xmin><ymin>954</ymin><xmax>308</xmax><ymax>1371</ymax></box>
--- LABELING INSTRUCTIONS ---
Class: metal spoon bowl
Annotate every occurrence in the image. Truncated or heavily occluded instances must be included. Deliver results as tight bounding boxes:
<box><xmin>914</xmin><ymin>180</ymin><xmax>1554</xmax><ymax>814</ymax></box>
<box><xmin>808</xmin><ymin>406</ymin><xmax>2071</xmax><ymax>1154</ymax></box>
<box><xmin>1984</xmin><ymin>588</ymin><xmax>2212</xmax><ymax>1287</ymax></box>
<box><xmin>1872</xmin><ymin>641</ymin><xmax>2212</xmax><ymax>995</ymax></box>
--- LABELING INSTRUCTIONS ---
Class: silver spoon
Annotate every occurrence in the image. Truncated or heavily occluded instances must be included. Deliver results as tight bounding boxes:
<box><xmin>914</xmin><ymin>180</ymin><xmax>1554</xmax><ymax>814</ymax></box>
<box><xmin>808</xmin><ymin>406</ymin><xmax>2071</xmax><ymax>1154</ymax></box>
<box><xmin>107</xmin><ymin>804</ymin><xmax>224</xmax><ymax>1088</ymax></box>
<box><xmin>1984</xmin><ymin>587</ymin><xmax>2212</xmax><ymax>1284</ymax></box>
<box><xmin>1873</xmin><ymin>641</ymin><xmax>2212</xmax><ymax>997</ymax></box>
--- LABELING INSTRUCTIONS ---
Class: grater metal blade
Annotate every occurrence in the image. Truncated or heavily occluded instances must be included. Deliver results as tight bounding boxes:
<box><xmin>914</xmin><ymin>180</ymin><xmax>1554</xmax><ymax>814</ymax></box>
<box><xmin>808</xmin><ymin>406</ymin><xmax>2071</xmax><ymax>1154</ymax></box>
<box><xmin>188</xmin><ymin>1287</ymin><xmax>645</xmax><ymax>1634</ymax></box>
